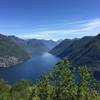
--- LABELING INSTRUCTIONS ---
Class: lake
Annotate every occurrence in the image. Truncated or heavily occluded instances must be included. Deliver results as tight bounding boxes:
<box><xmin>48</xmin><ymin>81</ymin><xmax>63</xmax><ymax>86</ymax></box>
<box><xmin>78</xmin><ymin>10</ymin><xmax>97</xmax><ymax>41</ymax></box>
<box><xmin>0</xmin><ymin>52</ymin><xmax>60</xmax><ymax>84</ymax></box>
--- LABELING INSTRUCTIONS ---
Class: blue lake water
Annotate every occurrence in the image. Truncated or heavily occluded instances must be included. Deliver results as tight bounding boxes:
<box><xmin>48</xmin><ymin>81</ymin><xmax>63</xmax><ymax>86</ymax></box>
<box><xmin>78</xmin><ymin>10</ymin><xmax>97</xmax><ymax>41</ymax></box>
<box><xmin>0</xmin><ymin>52</ymin><xmax>60</xmax><ymax>84</ymax></box>
<box><xmin>94</xmin><ymin>71</ymin><xmax>100</xmax><ymax>80</ymax></box>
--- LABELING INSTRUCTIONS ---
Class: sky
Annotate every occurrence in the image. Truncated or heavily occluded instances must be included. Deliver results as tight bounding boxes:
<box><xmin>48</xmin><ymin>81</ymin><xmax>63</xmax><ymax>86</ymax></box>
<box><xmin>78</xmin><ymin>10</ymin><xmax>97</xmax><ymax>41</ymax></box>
<box><xmin>0</xmin><ymin>0</ymin><xmax>100</xmax><ymax>40</ymax></box>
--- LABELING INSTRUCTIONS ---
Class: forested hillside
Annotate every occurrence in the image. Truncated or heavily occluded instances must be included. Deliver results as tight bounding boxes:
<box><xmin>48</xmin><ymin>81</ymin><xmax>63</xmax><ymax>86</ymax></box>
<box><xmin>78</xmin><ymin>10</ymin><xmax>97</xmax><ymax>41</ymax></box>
<box><xmin>0</xmin><ymin>34</ymin><xmax>29</xmax><ymax>67</ymax></box>
<box><xmin>50</xmin><ymin>33</ymin><xmax>100</xmax><ymax>69</ymax></box>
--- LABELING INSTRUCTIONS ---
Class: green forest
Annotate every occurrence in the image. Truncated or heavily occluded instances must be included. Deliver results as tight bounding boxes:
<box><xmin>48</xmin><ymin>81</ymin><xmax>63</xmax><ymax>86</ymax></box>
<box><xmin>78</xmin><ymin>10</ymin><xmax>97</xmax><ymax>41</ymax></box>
<box><xmin>0</xmin><ymin>59</ymin><xmax>100</xmax><ymax>100</ymax></box>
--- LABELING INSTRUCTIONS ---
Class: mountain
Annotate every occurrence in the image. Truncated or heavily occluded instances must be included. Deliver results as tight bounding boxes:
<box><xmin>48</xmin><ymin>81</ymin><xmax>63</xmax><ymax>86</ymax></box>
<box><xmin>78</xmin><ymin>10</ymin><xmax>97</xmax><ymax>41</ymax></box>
<box><xmin>26</xmin><ymin>39</ymin><xmax>49</xmax><ymax>54</ymax></box>
<box><xmin>9</xmin><ymin>36</ymin><xmax>49</xmax><ymax>55</ymax></box>
<box><xmin>9</xmin><ymin>36</ymin><xmax>59</xmax><ymax>55</ymax></box>
<box><xmin>49</xmin><ymin>39</ymin><xmax>74</xmax><ymax>56</ymax></box>
<box><xmin>0</xmin><ymin>34</ymin><xmax>59</xmax><ymax>67</ymax></box>
<box><xmin>41</xmin><ymin>39</ymin><xmax>61</xmax><ymax>50</ymax></box>
<box><xmin>50</xmin><ymin>33</ymin><xmax>100</xmax><ymax>69</ymax></box>
<box><xmin>0</xmin><ymin>34</ymin><xmax>29</xmax><ymax>67</ymax></box>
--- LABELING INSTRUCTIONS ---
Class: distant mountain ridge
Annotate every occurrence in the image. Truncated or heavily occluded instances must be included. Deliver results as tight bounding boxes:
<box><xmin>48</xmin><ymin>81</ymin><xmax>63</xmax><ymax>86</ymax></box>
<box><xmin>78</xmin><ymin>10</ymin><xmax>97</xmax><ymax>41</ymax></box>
<box><xmin>50</xmin><ymin>33</ymin><xmax>100</xmax><ymax>69</ymax></box>
<box><xmin>9</xmin><ymin>36</ymin><xmax>59</xmax><ymax>55</ymax></box>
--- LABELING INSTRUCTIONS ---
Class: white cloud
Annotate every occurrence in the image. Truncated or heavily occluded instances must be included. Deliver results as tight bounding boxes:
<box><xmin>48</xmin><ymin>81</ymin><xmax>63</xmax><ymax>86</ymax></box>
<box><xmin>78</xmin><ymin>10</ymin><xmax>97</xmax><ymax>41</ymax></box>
<box><xmin>18</xmin><ymin>18</ymin><xmax>100</xmax><ymax>40</ymax></box>
<box><xmin>83</xmin><ymin>18</ymin><xmax>100</xmax><ymax>30</ymax></box>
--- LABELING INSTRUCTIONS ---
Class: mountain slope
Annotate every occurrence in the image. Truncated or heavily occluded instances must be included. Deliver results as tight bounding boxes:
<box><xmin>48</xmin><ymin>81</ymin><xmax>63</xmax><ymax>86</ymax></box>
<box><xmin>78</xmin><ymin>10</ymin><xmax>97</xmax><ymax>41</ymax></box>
<box><xmin>71</xmin><ymin>34</ymin><xmax>100</xmax><ymax>67</ymax></box>
<box><xmin>26</xmin><ymin>39</ymin><xmax>49</xmax><ymax>54</ymax></box>
<box><xmin>49</xmin><ymin>39</ymin><xmax>74</xmax><ymax>56</ymax></box>
<box><xmin>9</xmin><ymin>36</ymin><xmax>59</xmax><ymax>55</ymax></box>
<box><xmin>42</xmin><ymin>40</ymin><xmax>59</xmax><ymax>50</ymax></box>
<box><xmin>9</xmin><ymin>36</ymin><xmax>49</xmax><ymax>55</ymax></box>
<box><xmin>0</xmin><ymin>34</ymin><xmax>29</xmax><ymax>67</ymax></box>
<box><xmin>50</xmin><ymin>33</ymin><xmax>100</xmax><ymax>68</ymax></box>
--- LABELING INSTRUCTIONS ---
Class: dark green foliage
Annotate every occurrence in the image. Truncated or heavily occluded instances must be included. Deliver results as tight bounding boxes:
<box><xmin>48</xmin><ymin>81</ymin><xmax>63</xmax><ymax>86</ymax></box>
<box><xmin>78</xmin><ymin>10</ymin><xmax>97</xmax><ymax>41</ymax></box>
<box><xmin>30</xmin><ymin>59</ymin><xmax>100</xmax><ymax>100</ymax></box>
<box><xmin>49</xmin><ymin>59</ymin><xmax>77</xmax><ymax>100</ymax></box>
<box><xmin>0</xmin><ymin>80</ymin><xmax>10</xmax><ymax>100</ymax></box>
<box><xmin>10</xmin><ymin>80</ymin><xmax>32</xmax><ymax>100</ymax></box>
<box><xmin>0</xmin><ymin>59</ymin><xmax>100</xmax><ymax>100</ymax></box>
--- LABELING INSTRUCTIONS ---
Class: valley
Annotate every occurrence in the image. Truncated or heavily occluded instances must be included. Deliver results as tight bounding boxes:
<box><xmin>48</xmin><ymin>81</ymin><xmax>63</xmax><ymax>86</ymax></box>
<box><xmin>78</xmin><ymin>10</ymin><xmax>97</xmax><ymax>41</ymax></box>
<box><xmin>0</xmin><ymin>34</ymin><xmax>59</xmax><ymax>67</ymax></box>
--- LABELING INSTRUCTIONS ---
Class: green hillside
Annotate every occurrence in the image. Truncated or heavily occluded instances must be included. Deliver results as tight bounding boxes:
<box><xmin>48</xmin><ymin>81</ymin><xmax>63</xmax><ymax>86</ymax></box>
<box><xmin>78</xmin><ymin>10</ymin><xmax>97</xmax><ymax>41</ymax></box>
<box><xmin>50</xmin><ymin>33</ymin><xmax>100</xmax><ymax>69</ymax></box>
<box><xmin>0</xmin><ymin>34</ymin><xmax>29</xmax><ymax>67</ymax></box>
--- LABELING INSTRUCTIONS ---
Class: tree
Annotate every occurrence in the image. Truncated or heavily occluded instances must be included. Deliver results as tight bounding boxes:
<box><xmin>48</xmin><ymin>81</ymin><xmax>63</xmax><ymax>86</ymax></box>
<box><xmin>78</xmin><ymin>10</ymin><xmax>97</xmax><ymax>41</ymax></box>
<box><xmin>76</xmin><ymin>66</ymin><xmax>100</xmax><ymax>100</ymax></box>
<box><xmin>30</xmin><ymin>75</ymin><xmax>53</xmax><ymax>100</ymax></box>
<box><xmin>49</xmin><ymin>58</ymin><xmax>77</xmax><ymax>100</ymax></box>
<box><xmin>0</xmin><ymin>79</ymin><xmax>10</xmax><ymax>100</ymax></box>
<box><xmin>30</xmin><ymin>58</ymin><xmax>100</xmax><ymax>100</ymax></box>
<box><xmin>10</xmin><ymin>80</ymin><xmax>32</xmax><ymax>100</ymax></box>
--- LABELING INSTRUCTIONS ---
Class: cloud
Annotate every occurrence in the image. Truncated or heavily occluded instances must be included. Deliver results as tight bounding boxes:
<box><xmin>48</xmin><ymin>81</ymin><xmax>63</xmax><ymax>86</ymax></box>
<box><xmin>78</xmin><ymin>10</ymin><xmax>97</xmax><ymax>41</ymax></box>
<box><xmin>83</xmin><ymin>18</ymin><xmax>100</xmax><ymax>30</ymax></box>
<box><xmin>18</xmin><ymin>18</ymin><xmax>100</xmax><ymax>40</ymax></box>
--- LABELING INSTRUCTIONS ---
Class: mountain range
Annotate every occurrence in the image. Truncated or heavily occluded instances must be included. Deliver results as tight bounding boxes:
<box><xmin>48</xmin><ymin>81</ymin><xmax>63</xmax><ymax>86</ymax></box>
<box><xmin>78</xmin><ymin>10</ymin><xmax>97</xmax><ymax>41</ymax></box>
<box><xmin>0</xmin><ymin>34</ymin><xmax>60</xmax><ymax>67</ymax></box>
<box><xmin>1</xmin><ymin>32</ymin><xmax>100</xmax><ymax>69</ymax></box>
<box><xmin>9</xmin><ymin>36</ymin><xmax>59</xmax><ymax>55</ymax></box>
<box><xmin>50</xmin><ymin>33</ymin><xmax>100</xmax><ymax>70</ymax></box>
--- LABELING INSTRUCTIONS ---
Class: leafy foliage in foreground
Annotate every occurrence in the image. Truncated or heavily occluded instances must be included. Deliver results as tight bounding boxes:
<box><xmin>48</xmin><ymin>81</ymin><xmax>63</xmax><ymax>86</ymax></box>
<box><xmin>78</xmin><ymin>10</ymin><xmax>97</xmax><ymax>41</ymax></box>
<box><xmin>0</xmin><ymin>59</ymin><xmax>100</xmax><ymax>100</ymax></box>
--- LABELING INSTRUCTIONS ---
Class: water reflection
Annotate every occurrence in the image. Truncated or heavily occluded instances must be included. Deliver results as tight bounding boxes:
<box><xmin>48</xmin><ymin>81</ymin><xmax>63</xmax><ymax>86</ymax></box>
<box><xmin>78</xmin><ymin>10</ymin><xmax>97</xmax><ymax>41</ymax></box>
<box><xmin>0</xmin><ymin>52</ymin><xmax>60</xmax><ymax>84</ymax></box>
